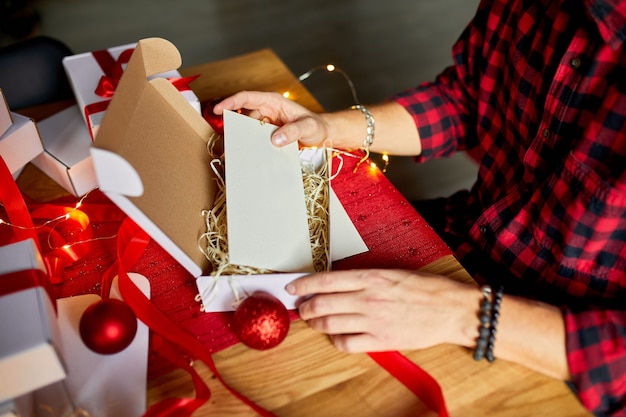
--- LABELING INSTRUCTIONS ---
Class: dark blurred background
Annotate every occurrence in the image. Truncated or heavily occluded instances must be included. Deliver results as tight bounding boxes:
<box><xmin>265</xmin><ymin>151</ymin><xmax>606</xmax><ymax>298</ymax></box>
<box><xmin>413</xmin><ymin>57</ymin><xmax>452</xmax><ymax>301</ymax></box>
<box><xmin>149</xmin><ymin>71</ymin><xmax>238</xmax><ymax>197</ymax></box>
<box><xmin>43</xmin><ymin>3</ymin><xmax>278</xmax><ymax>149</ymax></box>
<box><xmin>1</xmin><ymin>0</ymin><xmax>480</xmax><ymax>201</ymax></box>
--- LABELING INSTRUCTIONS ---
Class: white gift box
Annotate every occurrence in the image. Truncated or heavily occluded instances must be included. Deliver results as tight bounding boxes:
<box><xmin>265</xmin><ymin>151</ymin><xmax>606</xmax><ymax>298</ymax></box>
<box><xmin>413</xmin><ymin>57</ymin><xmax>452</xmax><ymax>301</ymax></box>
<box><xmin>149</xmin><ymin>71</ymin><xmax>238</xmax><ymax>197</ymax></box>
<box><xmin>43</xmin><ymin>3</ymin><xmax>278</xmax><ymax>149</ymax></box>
<box><xmin>63</xmin><ymin>42</ymin><xmax>201</xmax><ymax>139</ymax></box>
<box><xmin>0</xmin><ymin>239</ymin><xmax>66</xmax><ymax>404</ymax></box>
<box><xmin>1</xmin><ymin>384</ymin><xmax>72</xmax><ymax>417</ymax></box>
<box><xmin>0</xmin><ymin>272</ymin><xmax>150</xmax><ymax>417</ymax></box>
<box><xmin>0</xmin><ymin>113</ymin><xmax>42</xmax><ymax>178</ymax></box>
<box><xmin>31</xmin><ymin>105</ymin><xmax>97</xmax><ymax>197</ymax></box>
<box><xmin>0</xmin><ymin>396</ymin><xmax>33</xmax><ymax>417</ymax></box>
<box><xmin>0</xmin><ymin>89</ymin><xmax>12</xmax><ymax>137</ymax></box>
<box><xmin>91</xmin><ymin>38</ymin><xmax>368</xmax><ymax>313</ymax></box>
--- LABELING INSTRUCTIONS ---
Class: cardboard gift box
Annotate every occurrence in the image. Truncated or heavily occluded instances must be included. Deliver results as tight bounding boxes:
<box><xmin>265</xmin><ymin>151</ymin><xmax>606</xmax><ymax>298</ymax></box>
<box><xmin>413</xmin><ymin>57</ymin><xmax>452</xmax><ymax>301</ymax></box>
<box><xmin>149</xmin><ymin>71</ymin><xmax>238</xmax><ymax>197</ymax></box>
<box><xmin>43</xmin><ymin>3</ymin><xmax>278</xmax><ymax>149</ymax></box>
<box><xmin>0</xmin><ymin>112</ymin><xmax>42</xmax><ymax>179</ymax></box>
<box><xmin>0</xmin><ymin>239</ymin><xmax>66</xmax><ymax>403</ymax></box>
<box><xmin>0</xmin><ymin>90</ymin><xmax>12</xmax><ymax>137</ymax></box>
<box><xmin>31</xmin><ymin>105</ymin><xmax>97</xmax><ymax>197</ymax></box>
<box><xmin>90</xmin><ymin>38</ymin><xmax>367</xmax><ymax>312</ymax></box>
<box><xmin>63</xmin><ymin>42</ymin><xmax>201</xmax><ymax>139</ymax></box>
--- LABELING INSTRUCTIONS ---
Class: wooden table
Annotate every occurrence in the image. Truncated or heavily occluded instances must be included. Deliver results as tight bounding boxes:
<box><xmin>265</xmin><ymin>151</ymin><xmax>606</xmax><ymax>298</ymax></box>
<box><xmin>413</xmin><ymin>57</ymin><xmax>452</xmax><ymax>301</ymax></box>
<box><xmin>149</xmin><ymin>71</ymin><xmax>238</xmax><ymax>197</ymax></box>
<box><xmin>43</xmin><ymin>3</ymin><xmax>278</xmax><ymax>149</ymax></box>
<box><xmin>16</xmin><ymin>49</ymin><xmax>591</xmax><ymax>417</ymax></box>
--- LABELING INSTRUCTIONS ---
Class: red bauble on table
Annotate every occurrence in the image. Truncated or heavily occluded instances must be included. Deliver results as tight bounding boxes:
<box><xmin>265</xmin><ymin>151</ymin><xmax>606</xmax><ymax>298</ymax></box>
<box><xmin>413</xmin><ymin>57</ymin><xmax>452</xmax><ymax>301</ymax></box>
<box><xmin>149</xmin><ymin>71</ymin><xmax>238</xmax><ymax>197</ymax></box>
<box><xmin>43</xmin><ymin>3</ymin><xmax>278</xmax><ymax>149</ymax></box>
<box><xmin>79</xmin><ymin>298</ymin><xmax>138</xmax><ymax>355</ymax></box>
<box><xmin>233</xmin><ymin>291</ymin><xmax>290</xmax><ymax>350</ymax></box>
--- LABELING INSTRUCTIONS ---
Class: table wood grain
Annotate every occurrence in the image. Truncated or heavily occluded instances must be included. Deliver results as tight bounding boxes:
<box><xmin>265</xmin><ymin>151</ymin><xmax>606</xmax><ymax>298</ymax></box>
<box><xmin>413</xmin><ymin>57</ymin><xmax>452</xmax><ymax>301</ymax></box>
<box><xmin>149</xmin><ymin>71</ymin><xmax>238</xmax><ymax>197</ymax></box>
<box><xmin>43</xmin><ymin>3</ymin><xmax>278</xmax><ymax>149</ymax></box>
<box><xmin>16</xmin><ymin>48</ymin><xmax>591</xmax><ymax>417</ymax></box>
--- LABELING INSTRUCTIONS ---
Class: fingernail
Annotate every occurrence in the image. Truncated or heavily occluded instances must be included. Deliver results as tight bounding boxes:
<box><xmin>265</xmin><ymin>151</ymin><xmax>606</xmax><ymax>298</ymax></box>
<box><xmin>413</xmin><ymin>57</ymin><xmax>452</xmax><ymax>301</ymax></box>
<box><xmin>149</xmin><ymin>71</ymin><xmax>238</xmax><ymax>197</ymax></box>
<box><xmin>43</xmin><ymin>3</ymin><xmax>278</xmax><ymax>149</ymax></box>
<box><xmin>273</xmin><ymin>132</ymin><xmax>287</xmax><ymax>146</ymax></box>
<box><xmin>285</xmin><ymin>282</ymin><xmax>296</xmax><ymax>294</ymax></box>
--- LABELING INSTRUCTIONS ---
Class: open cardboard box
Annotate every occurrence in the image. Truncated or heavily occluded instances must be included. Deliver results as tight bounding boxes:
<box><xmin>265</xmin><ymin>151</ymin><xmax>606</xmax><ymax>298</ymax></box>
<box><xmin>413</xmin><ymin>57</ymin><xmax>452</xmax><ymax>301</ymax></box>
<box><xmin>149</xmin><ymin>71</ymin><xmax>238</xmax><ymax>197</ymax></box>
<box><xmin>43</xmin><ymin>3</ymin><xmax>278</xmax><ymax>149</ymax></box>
<box><xmin>91</xmin><ymin>38</ymin><xmax>367</xmax><ymax>312</ymax></box>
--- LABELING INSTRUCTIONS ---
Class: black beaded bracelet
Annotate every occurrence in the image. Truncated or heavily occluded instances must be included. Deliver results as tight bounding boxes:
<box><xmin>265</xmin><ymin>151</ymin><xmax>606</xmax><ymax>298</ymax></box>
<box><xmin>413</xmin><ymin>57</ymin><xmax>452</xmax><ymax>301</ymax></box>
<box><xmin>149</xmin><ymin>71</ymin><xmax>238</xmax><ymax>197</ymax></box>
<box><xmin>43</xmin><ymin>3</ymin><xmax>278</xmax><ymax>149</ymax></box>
<box><xmin>473</xmin><ymin>285</ymin><xmax>492</xmax><ymax>361</ymax></box>
<box><xmin>486</xmin><ymin>286</ymin><xmax>504</xmax><ymax>362</ymax></box>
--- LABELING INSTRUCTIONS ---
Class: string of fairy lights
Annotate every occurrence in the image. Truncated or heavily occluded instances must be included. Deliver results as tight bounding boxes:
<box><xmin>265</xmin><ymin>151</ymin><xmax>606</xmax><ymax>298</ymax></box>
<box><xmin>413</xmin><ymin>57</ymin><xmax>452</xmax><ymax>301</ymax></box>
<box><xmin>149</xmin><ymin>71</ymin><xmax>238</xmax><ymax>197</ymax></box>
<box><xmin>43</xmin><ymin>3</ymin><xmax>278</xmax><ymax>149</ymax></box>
<box><xmin>0</xmin><ymin>190</ymin><xmax>116</xmax><ymax>254</ymax></box>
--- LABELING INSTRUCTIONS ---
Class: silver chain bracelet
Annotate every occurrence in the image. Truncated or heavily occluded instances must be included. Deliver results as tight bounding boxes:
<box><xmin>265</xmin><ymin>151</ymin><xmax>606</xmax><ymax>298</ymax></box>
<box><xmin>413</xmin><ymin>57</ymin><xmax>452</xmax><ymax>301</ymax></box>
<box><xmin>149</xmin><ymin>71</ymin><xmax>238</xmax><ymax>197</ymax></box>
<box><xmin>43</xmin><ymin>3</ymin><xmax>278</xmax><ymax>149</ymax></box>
<box><xmin>351</xmin><ymin>104</ymin><xmax>375</xmax><ymax>149</ymax></box>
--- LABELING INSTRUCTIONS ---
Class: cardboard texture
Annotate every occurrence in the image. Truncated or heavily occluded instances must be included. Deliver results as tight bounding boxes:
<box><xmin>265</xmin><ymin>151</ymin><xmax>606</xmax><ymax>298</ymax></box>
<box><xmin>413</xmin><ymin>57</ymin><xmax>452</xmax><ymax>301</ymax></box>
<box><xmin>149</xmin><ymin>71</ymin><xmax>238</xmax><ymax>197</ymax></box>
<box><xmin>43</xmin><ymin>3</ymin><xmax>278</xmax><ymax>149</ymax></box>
<box><xmin>0</xmin><ymin>113</ymin><xmax>42</xmax><ymax>178</ymax></box>
<box><xmin>31</xmin><ymin>105</ymin><xmax>97</xmax><ymax>197</ymax></box>
<box><xmin>0</xmin><ymin>239</ymin><xmax>66</xmax><ymax>403</ymax></box>
<box><xmin>91</xmin><ymin>38</ymin><xmax>368</xmax><ymax>312</ymax></box>
<box><xmin>63</xmin><ymin>42</ymin><xmax>201</xmax><ymax>138</ymax></box>
<box><xmin>0</xmin><ymin>90</ymin><xmax>13</xmax><ymax>137</ymax></box>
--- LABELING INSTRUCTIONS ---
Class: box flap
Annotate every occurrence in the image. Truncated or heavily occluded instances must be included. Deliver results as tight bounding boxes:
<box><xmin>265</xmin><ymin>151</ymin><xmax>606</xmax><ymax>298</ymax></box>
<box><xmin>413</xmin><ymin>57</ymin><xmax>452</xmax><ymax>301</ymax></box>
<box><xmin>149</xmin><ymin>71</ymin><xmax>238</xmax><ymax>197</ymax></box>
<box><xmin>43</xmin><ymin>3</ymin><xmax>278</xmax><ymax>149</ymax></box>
<box><xmin>91</xmin><ymin>38</ymin><xmax>215</xmax><ymax>276</ymax></box>
<box><xmin>0</xmin><ymin>89</ymin><xmax>13</xmax><ymax>137</ymax></box>
<box><xmin>0</xmin><ymin>239</ymin><xmax>46</xmax><ymax>276</ymax></box>
<box><xmin>0</xmin><ymin>113</ymin><xmax>43</xmax><ymax>176</ymax></box>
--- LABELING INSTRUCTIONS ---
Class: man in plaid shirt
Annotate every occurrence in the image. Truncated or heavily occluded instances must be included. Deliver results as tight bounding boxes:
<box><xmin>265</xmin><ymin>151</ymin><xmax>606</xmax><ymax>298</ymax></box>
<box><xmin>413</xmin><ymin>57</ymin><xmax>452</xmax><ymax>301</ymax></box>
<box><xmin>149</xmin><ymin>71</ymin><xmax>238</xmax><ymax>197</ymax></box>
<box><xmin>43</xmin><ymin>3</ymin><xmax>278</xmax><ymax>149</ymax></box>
<box><xmin>215</xmin><ymin>0</ymin><xmax>626</xmax><ymax>414</ymax></box>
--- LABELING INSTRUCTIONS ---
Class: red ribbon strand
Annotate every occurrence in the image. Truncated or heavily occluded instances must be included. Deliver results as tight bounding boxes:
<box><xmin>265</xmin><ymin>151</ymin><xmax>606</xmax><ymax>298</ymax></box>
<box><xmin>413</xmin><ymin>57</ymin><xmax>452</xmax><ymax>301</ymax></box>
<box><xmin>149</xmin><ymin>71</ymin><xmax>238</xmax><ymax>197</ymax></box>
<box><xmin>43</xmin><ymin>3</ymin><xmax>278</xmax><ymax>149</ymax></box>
<box><xmin>368</xmin><ymin>351</ymin><xmax>449</xmax><ymax>416</ymax></box>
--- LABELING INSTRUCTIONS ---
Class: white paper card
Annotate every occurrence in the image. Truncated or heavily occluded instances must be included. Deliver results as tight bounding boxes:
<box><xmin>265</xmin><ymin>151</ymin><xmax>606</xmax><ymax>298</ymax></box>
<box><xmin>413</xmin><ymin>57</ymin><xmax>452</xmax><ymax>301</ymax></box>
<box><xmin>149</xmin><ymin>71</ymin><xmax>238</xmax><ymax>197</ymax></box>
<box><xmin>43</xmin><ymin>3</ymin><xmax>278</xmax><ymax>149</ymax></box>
<box><xmin>223</xmin><ymin>110</ymin><xmax>314</xmax><ymax>272</ymax></box>
<box><xmin>329</xmin><ymin>187</ymin><xmax>369</xmax><ymax>260</ymax></box>
<box><xmin>196</xmin><ymin>272</ymin><xmax>305</xmax><ymax>312</ymax></box>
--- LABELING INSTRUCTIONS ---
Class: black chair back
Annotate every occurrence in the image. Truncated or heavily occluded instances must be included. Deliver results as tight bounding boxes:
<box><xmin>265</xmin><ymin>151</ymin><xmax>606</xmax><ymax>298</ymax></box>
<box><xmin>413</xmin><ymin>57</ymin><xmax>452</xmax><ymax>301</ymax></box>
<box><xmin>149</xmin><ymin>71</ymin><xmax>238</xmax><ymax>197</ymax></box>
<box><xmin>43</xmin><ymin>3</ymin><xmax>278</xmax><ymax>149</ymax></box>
<box><xmin>0</xmin><ymin>36</ymin><xmax>74</xmax><ymax>110</ymax></box>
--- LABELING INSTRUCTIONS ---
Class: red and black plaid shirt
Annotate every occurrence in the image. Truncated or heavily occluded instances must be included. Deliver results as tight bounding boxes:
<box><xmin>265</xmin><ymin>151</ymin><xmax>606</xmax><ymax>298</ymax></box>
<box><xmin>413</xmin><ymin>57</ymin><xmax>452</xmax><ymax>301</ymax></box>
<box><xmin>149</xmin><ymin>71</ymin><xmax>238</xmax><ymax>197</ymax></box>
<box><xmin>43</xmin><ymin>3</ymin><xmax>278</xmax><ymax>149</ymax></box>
<box><xmin>393</xmin><ymin>0</ymin><xmax>626</xmax><ymax>414</ymax></box>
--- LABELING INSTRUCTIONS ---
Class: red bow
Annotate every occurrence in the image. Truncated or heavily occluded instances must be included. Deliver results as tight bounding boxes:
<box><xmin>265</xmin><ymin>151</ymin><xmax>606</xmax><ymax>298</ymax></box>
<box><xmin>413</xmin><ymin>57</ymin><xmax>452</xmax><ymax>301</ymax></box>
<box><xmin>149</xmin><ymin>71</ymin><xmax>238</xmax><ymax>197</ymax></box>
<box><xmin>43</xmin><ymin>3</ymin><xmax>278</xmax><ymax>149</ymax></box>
<box><xmin>84</xmin><ymin>47</ymin><xmax>200</xmax><ymax>140</ymax></box>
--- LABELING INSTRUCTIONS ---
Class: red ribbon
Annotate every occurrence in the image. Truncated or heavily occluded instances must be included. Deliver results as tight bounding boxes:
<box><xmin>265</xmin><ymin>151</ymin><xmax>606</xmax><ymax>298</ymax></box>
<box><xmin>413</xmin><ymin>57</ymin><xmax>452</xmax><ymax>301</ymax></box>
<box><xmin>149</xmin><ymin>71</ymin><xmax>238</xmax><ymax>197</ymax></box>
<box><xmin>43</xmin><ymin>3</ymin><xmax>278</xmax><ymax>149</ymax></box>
<box><xmin>0</xmin><ymin>157</ymin><xmax>37</xmax><ymax>245</ymax></box>
<box><xmin>0</xmin><ymin>269</ymin><xmax>48</xmax><ymax>297</ymax></box>
<box><xmin>368</xmin><ymin>351</ymin><xmax>449</xmax><ymax>416</ymax></box>
<box><xmin>83</xmin><ymin>47</ymin><xmax>200</xmax><ymax>140</ymax></box>
<box><xmin>92</xmin><ymin>48</ymin><xmax>134</xmax><ymax>98</ymax></box>
<box><xmin>0</xmin><ymin>156</ymin><xmax>58</xmax><ymax>302</ymax></box>
<box><xmin>114</xmin><ymin>218</ymin><xmax>276</xmax><ymax>416</ymax></box>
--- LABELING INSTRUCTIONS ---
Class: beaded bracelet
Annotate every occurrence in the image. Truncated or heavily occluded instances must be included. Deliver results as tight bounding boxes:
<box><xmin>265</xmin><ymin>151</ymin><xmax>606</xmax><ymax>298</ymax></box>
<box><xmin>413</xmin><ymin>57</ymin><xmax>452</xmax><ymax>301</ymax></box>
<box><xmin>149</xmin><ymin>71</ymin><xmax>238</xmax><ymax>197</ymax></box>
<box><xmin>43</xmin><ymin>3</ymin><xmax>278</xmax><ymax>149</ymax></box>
<box><xmin>473</xmin><ymin>285</ymin><xmax>504</xmax><ymax>362</ymax></box>
<box><xmin>351</xmin><ymin>104</ymin><xmax>375</xmax><ymax>149</ymax></box>
<box><xmin>473</xmin><ymin>285</ymin><xmax>492</xmax><ymax>361</ymax></box>
<box><xmin>486</xmin><ymin>286</ymin><xmax>504</xmax><ymax>362</ymax></box>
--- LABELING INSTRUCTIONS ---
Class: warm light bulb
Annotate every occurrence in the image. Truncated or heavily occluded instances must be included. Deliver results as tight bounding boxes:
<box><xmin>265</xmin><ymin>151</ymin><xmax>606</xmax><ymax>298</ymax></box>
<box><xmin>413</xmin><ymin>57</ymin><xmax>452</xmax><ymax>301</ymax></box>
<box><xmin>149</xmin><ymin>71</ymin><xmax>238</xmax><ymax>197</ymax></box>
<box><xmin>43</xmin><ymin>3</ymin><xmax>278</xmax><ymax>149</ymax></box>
<box><xmin>381</xmin><ymin>153</ymin><xmax>390</xmax><ymax>173</ymax></box>
<box><xmin>370</xmin><ymin>162</ymin><xmax>377</xmax><ymax>169</ymax></box>
<box><xmin>326</xmin><ymin>64</ymin><xmax>336</xmax><ymax>72</ymax></box>
<box><xmin>283</xmin><ymin>91</ymin><xmax>290</xmax><ymax>98</ymax></box>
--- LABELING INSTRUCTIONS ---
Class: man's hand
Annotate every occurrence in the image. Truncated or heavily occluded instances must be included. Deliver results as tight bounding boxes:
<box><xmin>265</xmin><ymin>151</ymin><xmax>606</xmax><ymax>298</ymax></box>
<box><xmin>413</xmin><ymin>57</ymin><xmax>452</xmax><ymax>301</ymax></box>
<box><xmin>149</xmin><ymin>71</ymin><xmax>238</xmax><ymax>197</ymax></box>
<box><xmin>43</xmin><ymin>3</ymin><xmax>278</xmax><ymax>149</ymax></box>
<box><xmin>286</xmin><ymin>269</ymin><xmax>481</xmax><ymax>352</ymax></box>
<box><xmin>213</xmin><ymin>91</ymin><xmax>330</xmax><ymax>148</ymax></box>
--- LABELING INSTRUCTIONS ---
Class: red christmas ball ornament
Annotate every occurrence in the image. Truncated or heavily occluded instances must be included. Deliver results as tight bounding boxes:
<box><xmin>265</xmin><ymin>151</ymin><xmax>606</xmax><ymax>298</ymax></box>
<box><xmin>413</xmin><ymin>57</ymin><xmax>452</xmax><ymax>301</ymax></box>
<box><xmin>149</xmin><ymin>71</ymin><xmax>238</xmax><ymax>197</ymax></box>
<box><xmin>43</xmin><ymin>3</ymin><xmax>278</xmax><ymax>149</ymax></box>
<box><xmin>233</xmin><ymin>291</ymin><xmax>290</xmax><ymax>350</ymax></box>
<box><xmin>79</xmin><ymin>298</ymin><xmax>138</xmax><ymax>355</ymax></box>
<box><xmin>202</xmin><ymin>98</ymin><xmax>225</xmax><ymax>136</ymax></box>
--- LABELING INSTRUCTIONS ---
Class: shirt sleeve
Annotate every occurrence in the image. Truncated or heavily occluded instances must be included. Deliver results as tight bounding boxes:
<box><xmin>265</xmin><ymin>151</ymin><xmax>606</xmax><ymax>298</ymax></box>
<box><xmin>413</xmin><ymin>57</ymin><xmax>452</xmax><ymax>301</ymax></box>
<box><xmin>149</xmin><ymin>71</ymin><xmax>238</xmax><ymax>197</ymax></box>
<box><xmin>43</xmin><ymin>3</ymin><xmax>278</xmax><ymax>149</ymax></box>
<box><xmin>564</xmin><ymin>305</ymin><xmax>626</xmax><ymax>415</ymax></box>
<box><xmin>390</xmin><ymin>0</ymin><xmax>492</xmax><ymax>161</ymax></box>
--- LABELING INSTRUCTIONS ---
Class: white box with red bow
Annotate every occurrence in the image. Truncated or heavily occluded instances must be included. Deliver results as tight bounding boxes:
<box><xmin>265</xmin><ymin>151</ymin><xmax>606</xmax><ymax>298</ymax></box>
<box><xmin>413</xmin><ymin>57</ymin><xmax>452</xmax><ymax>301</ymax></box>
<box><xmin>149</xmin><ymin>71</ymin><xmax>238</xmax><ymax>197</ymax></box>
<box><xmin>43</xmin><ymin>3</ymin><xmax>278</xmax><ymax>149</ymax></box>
<box><xmin>62</xmin><ymin>42</ymin><xmax>201</xmax><ymax>139</ymax></box>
